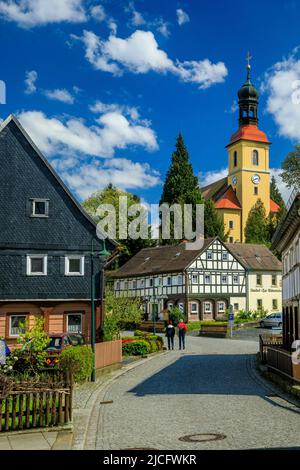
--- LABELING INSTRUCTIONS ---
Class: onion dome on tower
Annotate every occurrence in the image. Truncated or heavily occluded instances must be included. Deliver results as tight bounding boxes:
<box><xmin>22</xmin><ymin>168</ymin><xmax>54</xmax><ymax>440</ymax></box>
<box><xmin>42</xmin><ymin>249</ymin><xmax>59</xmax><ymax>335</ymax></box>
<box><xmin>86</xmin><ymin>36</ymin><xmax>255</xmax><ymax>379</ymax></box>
<box><xmin>238</xmin><ymin>58</ymin><xmax>259</xmax><ymax>127</ymax></box>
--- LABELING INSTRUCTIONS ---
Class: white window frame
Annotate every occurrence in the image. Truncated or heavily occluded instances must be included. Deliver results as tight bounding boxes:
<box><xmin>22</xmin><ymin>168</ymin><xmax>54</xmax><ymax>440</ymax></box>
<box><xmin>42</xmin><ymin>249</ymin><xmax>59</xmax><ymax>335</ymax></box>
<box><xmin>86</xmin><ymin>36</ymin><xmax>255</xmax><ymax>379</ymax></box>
<box><xmin>26</xmin><ymin>254</ymin><xmax>47</xmax><ymax>276</ymax></box>
<box><xmin>167</xmin><ymin>276</ymin><xmax>172</xmax><ymax>286</ymax></box>
<box><xmin>218</xmin><ymin>301</ymin><xmax>226</xmax><ymax>313</ymax></box>
<box><xmin>9</xmin><ymin>314</ymin><xmax>27</xmax><ymax>337</ymax></box>
<box><xmin>222</xmin><ymin>252</ymin><xmax>228</xmax><ymax>261</ymax></box>
<box><xmin>207</xmin><ymin>251</ymin><xmax>213</xmax><ymax>260</ymax></box>
<box><xmin>192</xmin><ymin>274</ymin><xmax>198</xmax><ymax>284</ymax></box>
<box><xmin>233</xmin><ymin>274</ymin><xmax>239</xmax><ymax>284</ymax></box>
<box><xmin>204</xmin><ymin>274</ymin><xmax>211</xmax><ymax>284</ymax></box>
<box><xmin>233</xmin><ymin>303</ymin><xmax>239</xmax><ymax>311</ymax></box>
<box><xmin>30</xmin><ymin>198</ymin><xmax>49</xmax><ymax>218</ymax></box>
<box><xmin>204</xmin><ymin>302</ymin><xmax>212</xmax><ymax>313</ymax></box>
<box><xmin>66</xmin><ymin>313</ymin><xmax>82</xmax><ymax>333</ymax></box>
<box><xmin>271</xmin><ymin>274</ymin><xmax>277</xmax><ymax>286</ymax></box>
<box><xmin>221</xmin><ymin>275</ymin><xmax>228</xmax><ymax>284</ymax></box>
<box><xmin>167</xmin><ymin>302</ymin><xmax>174</xmax><ymax>310</ymax></box>
<box><xmin>191</xmin><ymin>302</ymin><xmax>198</xmax><ymax>314</ymax></box>
<box><xmin>178</xmin><ymin>302</ymin><xmax>184</xmax><ymax>312</ymax></box>
<box><xmin>65</xmin><ymin>255</ymin><xmax>84</xmax><ymax>276</ymax></box>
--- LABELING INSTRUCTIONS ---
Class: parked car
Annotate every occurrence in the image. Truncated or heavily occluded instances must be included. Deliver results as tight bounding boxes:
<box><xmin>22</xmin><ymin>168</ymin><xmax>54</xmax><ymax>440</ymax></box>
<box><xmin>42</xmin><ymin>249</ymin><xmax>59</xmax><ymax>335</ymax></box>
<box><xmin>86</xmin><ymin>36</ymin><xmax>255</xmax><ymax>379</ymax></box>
<box><xmin>45</xmin><ymin>333</ymin><xmax>86</xmax><ymax>366</ymax></box>
<box><xmin>260</xmin><ymin>312</ymin><xmax>282</xmax><ymax>328</ymax></box>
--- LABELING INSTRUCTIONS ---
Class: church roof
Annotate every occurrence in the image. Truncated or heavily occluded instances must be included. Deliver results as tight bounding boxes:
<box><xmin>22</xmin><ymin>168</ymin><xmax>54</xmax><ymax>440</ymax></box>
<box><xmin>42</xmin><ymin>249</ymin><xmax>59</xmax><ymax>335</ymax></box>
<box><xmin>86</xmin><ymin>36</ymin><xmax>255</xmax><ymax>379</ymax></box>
<box><xmin>201</xmin><ymin>177</ymin><xmax>227</xmax><ymax>201</ymax></box>
<box><xmin>227</xmin><ymin>124</ymin><xmax>271</xmax><ymax>147</ymax></box>
<box><xmin>270</xmin><ymin>199</ymin><xmax>280</xmax><ymax>213</ymax></box>
<box><xmin>214</xmin><ymin>186</ymin><xmax>242</xmax><ymax>210</ymax></box>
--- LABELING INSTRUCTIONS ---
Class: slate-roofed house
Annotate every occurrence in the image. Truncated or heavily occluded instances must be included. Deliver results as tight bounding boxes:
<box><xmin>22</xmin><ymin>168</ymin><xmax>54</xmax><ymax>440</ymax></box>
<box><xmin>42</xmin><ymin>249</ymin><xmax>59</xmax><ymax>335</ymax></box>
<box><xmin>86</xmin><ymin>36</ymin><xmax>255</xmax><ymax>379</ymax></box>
<box><xmin>0</xmin><ymin>115</ymin><xmax>116</xmax><ymax>347</ymax></box>
<box><xmin>111</xmin><ymin>236</ymin><xmax>282</xmax><ymax>322</ymax></box>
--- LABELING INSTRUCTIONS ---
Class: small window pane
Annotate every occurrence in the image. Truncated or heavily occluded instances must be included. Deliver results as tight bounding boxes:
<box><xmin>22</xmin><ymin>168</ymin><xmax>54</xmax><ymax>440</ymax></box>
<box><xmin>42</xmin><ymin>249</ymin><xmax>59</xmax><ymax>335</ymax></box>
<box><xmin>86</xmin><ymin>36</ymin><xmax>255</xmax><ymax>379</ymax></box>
<box><xmin>69</xmin><ymin>258</ymin><xmax>81</xmax><ymax>273</ymax></box>
<box><xmin>67</xmin><ymin>314</ymin><xmax>82</xmax><ymax>333</ymax></box>
<box><xmin>31</xmin><ymin>258</ymin><xmax>44</xmax><ymax>273</ymax></box>
<box><xmin>10</xmin><ymin>315</ymin><xmax>26</xmax><ymax>336</ymax></box>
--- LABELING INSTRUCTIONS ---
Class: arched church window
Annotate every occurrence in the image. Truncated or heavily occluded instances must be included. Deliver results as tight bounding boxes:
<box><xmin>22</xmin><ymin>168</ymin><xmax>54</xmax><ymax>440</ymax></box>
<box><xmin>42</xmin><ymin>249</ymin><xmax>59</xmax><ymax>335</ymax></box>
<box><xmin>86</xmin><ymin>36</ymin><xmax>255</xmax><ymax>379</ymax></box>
<box><xmin>233</xmin><ymin>151</ymin><xmax>237</xmax><ymax>167</ymax></box>
<box><xmin>252</xmin><ymin>149</ymin><xmax>259</xmax><ymax>166</ymax></box>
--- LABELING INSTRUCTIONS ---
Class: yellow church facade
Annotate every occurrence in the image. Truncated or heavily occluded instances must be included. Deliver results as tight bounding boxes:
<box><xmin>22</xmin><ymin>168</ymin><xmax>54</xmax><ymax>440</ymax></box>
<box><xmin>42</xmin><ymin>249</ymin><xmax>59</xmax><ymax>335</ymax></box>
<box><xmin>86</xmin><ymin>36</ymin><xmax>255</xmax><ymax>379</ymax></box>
<box><xmin>202</xmin><ymin>64</ymin><xmax>279</xmax><ymax>242</ymax></box>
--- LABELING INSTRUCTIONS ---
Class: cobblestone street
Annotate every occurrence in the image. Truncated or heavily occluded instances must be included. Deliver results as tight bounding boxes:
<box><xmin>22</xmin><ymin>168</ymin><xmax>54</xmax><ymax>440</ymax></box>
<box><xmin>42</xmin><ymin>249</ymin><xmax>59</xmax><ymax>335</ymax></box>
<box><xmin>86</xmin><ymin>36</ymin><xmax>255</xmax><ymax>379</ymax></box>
<box><xmin>80</xmin><ymin>335</ymin><xmax>300</xmax><ymax>450</ymax></box>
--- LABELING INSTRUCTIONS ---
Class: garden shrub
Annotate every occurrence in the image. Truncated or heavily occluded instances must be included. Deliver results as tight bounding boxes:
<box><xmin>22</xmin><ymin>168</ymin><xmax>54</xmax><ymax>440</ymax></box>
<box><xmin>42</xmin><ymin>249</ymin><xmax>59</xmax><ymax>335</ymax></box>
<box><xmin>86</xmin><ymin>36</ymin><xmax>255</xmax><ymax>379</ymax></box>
<box><xmin>169</xmin><ymin>307</ymin><xmax>186</xmax><ymax>326</ymax></box>
<box><xmin>122</xmin><ymin>340</ymin><xmax>150</xmax><ymax>356</ymax></box>
<box><xmin>134</xmin><ymin>330</ymin><xmax>151</xmax><ymax>337</ymax></box>
<box><xmin>59</xmin><ymin>345</ymin><xmax>93</xmax><ymax>383</ymax></box>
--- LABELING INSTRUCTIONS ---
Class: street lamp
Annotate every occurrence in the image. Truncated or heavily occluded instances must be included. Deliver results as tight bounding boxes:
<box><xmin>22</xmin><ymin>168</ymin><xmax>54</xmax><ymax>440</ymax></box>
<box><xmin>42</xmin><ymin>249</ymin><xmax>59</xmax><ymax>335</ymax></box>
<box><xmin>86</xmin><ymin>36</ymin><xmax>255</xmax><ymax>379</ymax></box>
<box><xmin>90</xmin><ymin>238</ymin><xmax>111</xmax><ymax>382</ymax></box>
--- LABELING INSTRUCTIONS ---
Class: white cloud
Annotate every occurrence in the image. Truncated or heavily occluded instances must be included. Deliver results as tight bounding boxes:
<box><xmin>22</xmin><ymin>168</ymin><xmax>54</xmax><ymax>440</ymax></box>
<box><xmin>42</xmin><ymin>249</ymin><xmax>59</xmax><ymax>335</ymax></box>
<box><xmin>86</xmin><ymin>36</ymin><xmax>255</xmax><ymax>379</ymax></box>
<box><xmin>24</xmin><ymin>70</ymin><xmax>38</xmax><ymax>94</ymax></box>
<box><xmin>126</xmin><ymin>1</ymin><xmax>145</xmax><ymax>26</ymax></box>
<box><xmin>176</xmin><ymin>8</ymin><xmax>190</xmax><ymax>26</ymax></box>
<box><xmin>80</xmin><ymin>29</ymin><xmax>228</xmax><ymax>89</ymax></box>
<box><xmin>90</xmin><ymin>4</ymin><xmax>106</xmax><ymax>22</ymax></box>
<box><xmin>17</xmin><ymin>108</ymin><xmax>158</xmax><ymax>158</ymax></box>
<box><xmin>270</xmin><ymin>168</ymin><xmax>292</xmax><ymax>203</ymax></box>
<box><xmin>53</xmin><ymin>157</ymin><xmax>161</xmax><ymax>200</ymax></box>
<box><xmin>199</xmin><ymin>168</ymin><xmax>228</xmax><ymax>188</ymax></box>
<box><xmin>0</xmin><ymin>0</ymin><xmax>86</xmax><ymax>27</ymax></box>
<box><xmin>156</xmin><ymin>19</ymin><xmax>170</xmax><ymax>38</ymax></box>
<box><xmin>89</xmin><ymin>100</ymin><xmax>140</xmax><ymax>120</ymax></box>
<box><xmin>263</xmin><ymin>48</ymin><xmax>300</xmax><ymax>141</ymax></box>
<box><xmin>43</xmin><ymin>88</ymin><xmax>75</xmax><ymax>104</ymax></box>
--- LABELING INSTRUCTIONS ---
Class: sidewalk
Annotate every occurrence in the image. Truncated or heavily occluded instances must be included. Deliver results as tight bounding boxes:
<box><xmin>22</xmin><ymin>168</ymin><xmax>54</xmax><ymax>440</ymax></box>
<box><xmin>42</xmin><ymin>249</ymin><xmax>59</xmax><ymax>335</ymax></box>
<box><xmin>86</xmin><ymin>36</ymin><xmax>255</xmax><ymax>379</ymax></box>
<box><xmin>0</xmin><ymin>352</ymin><xmax>165</xmax><ymax>450</ymax></box>
<box><xmin>0</xmin><ymin>429</ymin><xmax>73</xmax><ymax>450</ymax></box>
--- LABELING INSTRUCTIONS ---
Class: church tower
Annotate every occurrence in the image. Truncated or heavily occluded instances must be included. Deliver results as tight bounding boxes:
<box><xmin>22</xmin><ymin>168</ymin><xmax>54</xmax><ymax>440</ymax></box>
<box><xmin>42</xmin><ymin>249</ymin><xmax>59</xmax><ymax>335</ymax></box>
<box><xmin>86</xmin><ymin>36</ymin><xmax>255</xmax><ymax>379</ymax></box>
<box><xmin>226</xmin><ymin>58</ymin><xmax>271</xmax><ymax>242</ymax></box>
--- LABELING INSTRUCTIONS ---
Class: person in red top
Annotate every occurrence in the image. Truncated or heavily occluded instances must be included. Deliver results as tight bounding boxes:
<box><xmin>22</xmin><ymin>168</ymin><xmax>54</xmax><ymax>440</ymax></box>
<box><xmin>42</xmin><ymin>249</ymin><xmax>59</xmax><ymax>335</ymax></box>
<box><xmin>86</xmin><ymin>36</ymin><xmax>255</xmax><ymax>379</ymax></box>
<box><xmin>177</xmin><ymin>319</ymin><xmax>187</xmax><ymax>350</ymax></box>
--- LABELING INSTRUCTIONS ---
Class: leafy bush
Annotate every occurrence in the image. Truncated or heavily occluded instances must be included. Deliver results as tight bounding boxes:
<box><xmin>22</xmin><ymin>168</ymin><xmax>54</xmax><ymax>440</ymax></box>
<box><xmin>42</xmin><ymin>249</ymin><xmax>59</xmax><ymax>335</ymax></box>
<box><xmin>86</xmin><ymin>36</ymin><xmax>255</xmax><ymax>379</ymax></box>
<box><xmin>123</xmin><ymin>334</ymin><xmax>163</xmax><ymax>352</ymax></box>
<box><xmin>101</xmin><ymin>288</ymin><xmax>143</xmax><ymax>341</ymax></box>
<box><xmin>169</xmin><ymin>307</ymin><xmax>186</xmax><ymax>326</ymax></box>
<box><xmin>2</xmin><ymin>317</ymin><xmax>50</xmax><ymax>377</ymax></box>
<box><xmin>59</xmin><ymin>345</ymin><xmax>93</xmax><ymax>383</ymax></box>
<box><xmin>122</xmin><ymin>340</ymin><xmax>150</xmax><ymax>356</ymax></box>
<box><xmin>134</xmin><ymin>330</ymin><xmax>151</xmax><ymax>337</ymax></box>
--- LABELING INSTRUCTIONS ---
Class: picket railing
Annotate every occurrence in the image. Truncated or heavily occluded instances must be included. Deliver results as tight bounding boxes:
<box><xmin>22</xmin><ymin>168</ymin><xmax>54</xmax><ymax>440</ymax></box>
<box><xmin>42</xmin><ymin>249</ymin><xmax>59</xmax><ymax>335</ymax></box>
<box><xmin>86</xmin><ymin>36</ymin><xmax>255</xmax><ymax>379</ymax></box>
<box><xmin>0</xmin><ymin>379</ymin><xmax>72</xmax><ymax>433</ymax></box>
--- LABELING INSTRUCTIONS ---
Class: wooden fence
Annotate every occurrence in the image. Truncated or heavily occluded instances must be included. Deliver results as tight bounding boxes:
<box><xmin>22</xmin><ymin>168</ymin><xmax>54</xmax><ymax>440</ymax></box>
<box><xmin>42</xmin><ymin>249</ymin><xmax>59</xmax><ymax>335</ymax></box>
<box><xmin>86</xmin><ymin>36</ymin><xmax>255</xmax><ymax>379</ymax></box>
<box><xmin>264</xmin><ymin>346</ymin><xmax>293</xmax><ymax>379</ymax></box>
<box><xmin>94</xmin><ymin>340</ymin><xmax>122</xmax><ymax>369</ymax></box>
<box><xmin>259</xmin><ymin>334</ymin><xmax>283</xmax><ymax>363</ymax></box>
<box><xmin>0</xmin><ymin>378</ymin><xmax>72</xmax><ymax>433</ymax></box>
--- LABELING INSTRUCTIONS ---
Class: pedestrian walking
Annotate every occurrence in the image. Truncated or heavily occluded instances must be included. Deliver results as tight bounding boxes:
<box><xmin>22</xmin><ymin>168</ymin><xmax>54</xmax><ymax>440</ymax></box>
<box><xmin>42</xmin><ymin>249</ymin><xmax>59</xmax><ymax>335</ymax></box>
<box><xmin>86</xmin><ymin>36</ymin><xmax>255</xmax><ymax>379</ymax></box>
<box><xmin>165</xmin><ymin>320</ymin><xmax>175</xmax><ymax>350</ymax></box>
<box><xmin>177</xmin><ymin>319</ymin><xmax>187</xmax><ymax>350</ymax></box>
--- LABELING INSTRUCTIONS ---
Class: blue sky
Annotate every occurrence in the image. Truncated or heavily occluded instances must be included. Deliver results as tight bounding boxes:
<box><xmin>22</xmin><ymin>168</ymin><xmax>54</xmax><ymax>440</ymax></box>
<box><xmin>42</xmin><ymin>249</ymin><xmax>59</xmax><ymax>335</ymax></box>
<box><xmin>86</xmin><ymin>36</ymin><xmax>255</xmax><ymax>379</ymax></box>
<box><xmin>1</xmin><ymin>0</ymin><xmax>300</xmax><ymax>205</ymax></box>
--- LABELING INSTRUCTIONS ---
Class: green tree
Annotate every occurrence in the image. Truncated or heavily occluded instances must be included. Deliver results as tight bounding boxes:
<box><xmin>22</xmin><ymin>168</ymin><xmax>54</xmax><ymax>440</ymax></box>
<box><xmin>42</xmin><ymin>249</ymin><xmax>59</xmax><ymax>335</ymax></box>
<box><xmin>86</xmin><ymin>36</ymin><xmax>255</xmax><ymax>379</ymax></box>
<box><xmin>82</xmin><ymin>184</ymin><xmax>154</xmax><ymax>265</ymax></box>
<box><xmin>280</xmin><ymin>144</ymin><xmax>300</xmax><ymax>190</ymax></box>
<box><xmin>245</xmin><ymin>199</ymin><xmax>270</xmax><ymax>245</ymax></box>
<box><xmin>159</xmin><ymin>133</ymin><xmax>204</xmax><ymax>244</ymax></box>
<box><xmin>160</xmin><ymin>133</ymin><xmax>225</xmax><ymax>243</ymax></box>
<box><xmin>100</xmin><ymin>288</ymin><xmax>143</xmax><ymax>341</ymax></box>
<box><xmin>204</xmin><ymin>199</ymin><xmax>227</xmax><ymax>241</ymax></box>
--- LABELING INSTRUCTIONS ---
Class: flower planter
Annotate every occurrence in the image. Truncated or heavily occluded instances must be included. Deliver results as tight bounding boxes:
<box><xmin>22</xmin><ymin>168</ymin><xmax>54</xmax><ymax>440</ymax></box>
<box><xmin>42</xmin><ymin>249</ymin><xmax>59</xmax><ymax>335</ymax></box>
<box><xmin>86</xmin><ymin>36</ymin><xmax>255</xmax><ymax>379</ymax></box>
<box><xmin>199</xmin><ymin>324</ymin><xmax>232</xmax><ymax>338</ymax></box>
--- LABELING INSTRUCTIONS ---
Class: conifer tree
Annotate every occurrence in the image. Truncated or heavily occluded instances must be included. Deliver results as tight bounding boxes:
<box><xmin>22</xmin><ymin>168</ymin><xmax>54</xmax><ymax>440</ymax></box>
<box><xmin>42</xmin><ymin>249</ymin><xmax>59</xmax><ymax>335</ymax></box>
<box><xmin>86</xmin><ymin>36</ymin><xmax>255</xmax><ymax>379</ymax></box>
<box><xmin>245</xmin><ymin>199</ymin><xmax>270</xmax><ymax>245</ymax></box>
<box><xmin>269</xmin><ymin>175</ymin><xmax>287</xmax><ymax>239</ymax></box>
<box><xmin>159</xmin><ymin>133</ymin><xmax>204</xmax><ymax>244</ymax></box>
<box><xmin>204</xmin><ymin>199</ymin><xmax>227</xmax><ymax>241</ymax></box>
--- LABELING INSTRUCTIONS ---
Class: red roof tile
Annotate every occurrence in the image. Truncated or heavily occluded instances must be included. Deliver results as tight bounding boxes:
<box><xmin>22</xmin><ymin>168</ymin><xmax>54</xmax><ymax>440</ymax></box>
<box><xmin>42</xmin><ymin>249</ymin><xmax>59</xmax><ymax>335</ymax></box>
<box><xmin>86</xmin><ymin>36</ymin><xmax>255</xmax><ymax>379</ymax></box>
<box><xmin>214</xmin><ymin>186</ymin><xmax>242</xmax><ymax>210</ymax></box>
<box><xmin>270</xmin><ymin>198</ymin><xmax>280</xmax><ymax>213</ymax></box>
<box><xmin>227</xmin><ymin>125</ymin><xmax>271</xmax><ymax>147</ymax></box>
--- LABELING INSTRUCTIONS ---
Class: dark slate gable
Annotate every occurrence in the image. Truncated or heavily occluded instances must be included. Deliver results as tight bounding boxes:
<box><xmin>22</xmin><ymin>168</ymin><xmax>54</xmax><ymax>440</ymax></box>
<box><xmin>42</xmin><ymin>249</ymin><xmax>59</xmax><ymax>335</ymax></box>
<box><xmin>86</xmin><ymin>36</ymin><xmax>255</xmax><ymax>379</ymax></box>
<box><xmin>0</xmin><ymin>115</ymin><xmax>115</xmax><ymax>300</ymax></box>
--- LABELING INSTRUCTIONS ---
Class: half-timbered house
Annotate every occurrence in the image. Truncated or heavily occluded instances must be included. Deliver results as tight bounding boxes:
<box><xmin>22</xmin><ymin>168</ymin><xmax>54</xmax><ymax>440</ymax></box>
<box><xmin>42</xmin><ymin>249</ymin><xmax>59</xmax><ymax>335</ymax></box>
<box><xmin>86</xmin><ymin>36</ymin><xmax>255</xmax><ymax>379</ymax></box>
<box><xmin>111</xmin><ymin>237</ymin><xmax>282</xmax><ymax>322</ymax></box>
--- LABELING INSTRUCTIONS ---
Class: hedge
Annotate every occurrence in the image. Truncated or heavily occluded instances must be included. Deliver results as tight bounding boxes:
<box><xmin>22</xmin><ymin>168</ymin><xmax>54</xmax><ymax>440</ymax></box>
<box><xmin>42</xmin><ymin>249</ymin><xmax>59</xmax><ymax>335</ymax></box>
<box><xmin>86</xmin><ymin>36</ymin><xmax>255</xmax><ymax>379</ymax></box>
<box><xmin>122</xmin><ymin>340</ymin><xmax>150</xmax><ymax>356</ymax></box>
<box><xmin>59</xmin><ymin>345</ymin><xmax>93</xmax><ymax>383</ymax></box>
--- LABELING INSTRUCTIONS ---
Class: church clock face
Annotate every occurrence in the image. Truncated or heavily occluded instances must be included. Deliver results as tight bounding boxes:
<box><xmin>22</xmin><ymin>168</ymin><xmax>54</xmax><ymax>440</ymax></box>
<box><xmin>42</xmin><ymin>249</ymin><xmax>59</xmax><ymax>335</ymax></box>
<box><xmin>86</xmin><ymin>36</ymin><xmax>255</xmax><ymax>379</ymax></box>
<box><xmin>232</xmin><ymin>176</ymin><xmax>237</xmax><ymax>186</ymax></box>
<box><xmin>251</xmin><ymin>174</ymin><xmax>260</xmax><ymax>184</ymax></box>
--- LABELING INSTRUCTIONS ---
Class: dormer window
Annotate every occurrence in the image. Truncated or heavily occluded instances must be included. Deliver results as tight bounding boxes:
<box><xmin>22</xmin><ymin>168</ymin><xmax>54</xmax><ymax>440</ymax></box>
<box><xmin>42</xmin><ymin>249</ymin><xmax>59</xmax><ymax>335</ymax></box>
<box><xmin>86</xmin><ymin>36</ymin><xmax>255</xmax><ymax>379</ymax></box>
<box><xmin>31</xmin><ymin>198</ymin><xmax>49</xmax><ymax>218</ymax></box>
<box><xmin>252</xmin><ymin>150</ymin><xmax>259</xmax><ymax>166</ymax></box>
